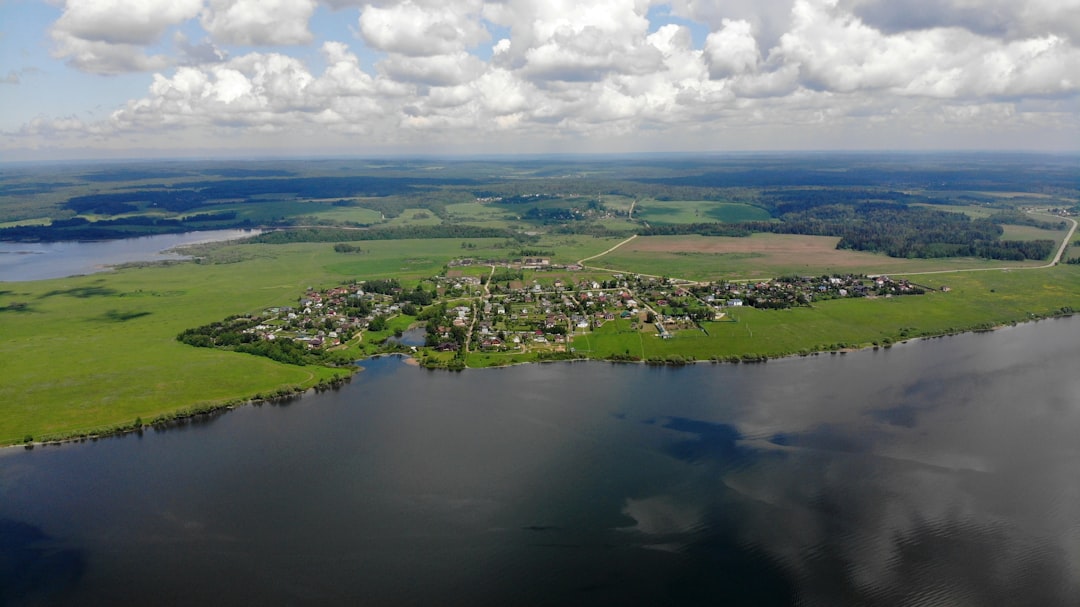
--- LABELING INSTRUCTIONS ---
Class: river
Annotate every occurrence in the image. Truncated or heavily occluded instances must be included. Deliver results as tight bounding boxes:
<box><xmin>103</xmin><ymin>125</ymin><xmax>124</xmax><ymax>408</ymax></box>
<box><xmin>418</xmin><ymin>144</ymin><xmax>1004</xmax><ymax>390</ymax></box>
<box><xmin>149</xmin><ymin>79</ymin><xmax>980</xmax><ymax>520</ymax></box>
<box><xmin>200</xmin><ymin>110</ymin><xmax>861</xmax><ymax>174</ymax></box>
<box><xmin>0</xmin><ymin>229</ymin><xmax>260</xmax><ymax>282</ymax></box>
<box><xmin>1</xmin><ymin>318</ymin><xmax>1078</xmax><ymax>605</ymax></box>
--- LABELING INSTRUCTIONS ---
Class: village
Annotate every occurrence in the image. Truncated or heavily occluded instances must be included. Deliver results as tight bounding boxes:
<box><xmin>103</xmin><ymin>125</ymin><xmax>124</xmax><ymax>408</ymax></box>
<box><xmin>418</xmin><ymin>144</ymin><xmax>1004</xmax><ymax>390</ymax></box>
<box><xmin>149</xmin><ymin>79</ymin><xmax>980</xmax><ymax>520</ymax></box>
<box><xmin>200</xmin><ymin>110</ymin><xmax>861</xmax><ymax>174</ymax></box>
<box><xmin>198</xmin><ymin>258</ymin><xmax>928</xmax><ymax>367</ymax></box>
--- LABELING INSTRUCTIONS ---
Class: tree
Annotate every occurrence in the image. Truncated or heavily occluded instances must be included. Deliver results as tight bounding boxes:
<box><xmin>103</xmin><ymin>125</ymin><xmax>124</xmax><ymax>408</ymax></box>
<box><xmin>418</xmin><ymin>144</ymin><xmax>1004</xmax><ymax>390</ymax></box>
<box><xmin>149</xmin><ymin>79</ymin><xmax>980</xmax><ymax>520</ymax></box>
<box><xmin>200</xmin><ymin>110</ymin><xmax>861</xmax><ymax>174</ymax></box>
<box><xmin>368</xmin><ymin>315</ymin><xmax>387</xmax><ymax>331</ymax></box>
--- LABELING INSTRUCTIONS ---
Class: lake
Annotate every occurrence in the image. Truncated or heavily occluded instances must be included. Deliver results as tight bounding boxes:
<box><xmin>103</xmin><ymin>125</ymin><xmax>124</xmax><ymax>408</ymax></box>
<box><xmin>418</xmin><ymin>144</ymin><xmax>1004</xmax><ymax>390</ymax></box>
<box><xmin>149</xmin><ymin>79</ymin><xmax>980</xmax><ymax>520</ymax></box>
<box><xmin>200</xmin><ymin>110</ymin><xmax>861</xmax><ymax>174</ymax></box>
<box><xmin>1</xmin><ymin>318</ymin><xmax>1078</xmax><ymax>605</ymax></box>
<box><xmin>0</xmin><ymin>229</ymin><xmax>260</xmax><ymax>282</ymax></box>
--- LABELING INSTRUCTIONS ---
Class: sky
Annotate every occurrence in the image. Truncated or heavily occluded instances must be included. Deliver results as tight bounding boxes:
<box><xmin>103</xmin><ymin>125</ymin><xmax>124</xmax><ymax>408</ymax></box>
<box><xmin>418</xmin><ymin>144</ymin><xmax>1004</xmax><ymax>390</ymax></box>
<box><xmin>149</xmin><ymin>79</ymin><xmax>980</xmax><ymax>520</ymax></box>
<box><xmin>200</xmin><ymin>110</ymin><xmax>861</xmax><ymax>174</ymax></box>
<box><xmin>1</xmin><ymin>0</ymin><xmax>1078</xmax><ymax>161</ymax></box>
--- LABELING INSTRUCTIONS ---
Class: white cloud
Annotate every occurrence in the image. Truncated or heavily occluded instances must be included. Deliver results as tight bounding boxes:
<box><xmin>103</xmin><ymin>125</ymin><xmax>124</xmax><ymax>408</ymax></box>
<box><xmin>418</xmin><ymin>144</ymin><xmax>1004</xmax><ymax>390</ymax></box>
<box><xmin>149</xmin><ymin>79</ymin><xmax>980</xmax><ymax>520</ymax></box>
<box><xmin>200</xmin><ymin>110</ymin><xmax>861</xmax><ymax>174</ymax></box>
<box><xmin>705</xmin><ymin>19</ymin><xmax>761</xmax><ymax>78</ymax></box>
<box><xmin>175</xmin><ymin>32</ymin><xmax>229</xmax><ymax>66</ymax></box>
<box><xmin>200</xmin><ymin>0</ymin><xmax>318</xmax><ymax>46</ymax></box>
<box><xmin>13</xmin><ymin>0</ymin><xmax>1080</xmax><ymax>155</ymax></box>
<box><xmin>776</xmin><ymin>0</ymin><xmax>1080</xmax><ymax>99</ymax></box>
<box><xmin>843</xmin><ymin>0</ymin><xmax>1080</xmax><ymax>43</ymax></box>
<box><xmin>50</xmin><ymin>0</ymin><xmax>202</xmax><ymax>74</ymax></box>
<box><xmin>51</xmin><ymin>31</ymin><xmax>173</xmax><ymax>74</ymax></box>
<box><xmin>486</xmin><ymin>0</ymin><xmax>664</xmax><ymax>82</ymax></box>
<box><xmin>53</xmin><ymin>0</ymin><xmax>203</xmax><ymax>45</ymax></box>
<box><xmin>358</xmin><ymin>0</ymin><xmax>489</xmax><ymax>56</ymax></box>
<box><xmin>377</xmin><ymin>52</ymin><xmax>486</xmax><ymax>86</ymax></box>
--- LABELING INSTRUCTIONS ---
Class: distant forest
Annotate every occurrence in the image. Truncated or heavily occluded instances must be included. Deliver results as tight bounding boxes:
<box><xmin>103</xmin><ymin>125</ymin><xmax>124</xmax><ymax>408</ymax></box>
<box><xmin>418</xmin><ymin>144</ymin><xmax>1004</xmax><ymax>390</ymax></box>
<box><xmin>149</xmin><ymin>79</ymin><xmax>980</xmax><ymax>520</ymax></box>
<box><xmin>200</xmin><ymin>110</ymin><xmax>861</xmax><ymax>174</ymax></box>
<box><xmin>1</xmin><ymin>154</ymin><xmax>1073</xmax><ymax>262</ymax></box>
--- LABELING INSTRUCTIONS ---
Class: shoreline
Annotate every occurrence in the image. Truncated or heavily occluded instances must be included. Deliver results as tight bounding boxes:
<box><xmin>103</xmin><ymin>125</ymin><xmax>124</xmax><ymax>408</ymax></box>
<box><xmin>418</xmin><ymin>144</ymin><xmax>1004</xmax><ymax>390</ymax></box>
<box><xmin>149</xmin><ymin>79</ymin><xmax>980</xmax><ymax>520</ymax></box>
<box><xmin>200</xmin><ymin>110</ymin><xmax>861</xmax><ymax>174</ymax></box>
<box><xmin>8</xmin><ymin>312</ymin><xmax>1074</xmax><ymax>451</ymax></box>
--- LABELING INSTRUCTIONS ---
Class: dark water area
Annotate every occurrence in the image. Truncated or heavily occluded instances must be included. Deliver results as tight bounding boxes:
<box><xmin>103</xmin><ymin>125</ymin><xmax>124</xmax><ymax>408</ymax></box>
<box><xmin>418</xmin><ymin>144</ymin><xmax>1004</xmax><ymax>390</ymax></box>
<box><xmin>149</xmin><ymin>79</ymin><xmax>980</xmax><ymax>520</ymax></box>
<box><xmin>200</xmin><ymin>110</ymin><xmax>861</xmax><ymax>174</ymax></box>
<box><xmin>385</xmin><ymin>326</ymin><xmax>427</xmax><ymax>347</ymax></box>
<box><xmin>2</xmin><ymin>319</ymin><xmax>1079</xmax><ymax>606</ymax></box>
<box><xmin>0</xmin><ymin>229</ymin><xmax>260</xmax><ymax>282</ymax></box>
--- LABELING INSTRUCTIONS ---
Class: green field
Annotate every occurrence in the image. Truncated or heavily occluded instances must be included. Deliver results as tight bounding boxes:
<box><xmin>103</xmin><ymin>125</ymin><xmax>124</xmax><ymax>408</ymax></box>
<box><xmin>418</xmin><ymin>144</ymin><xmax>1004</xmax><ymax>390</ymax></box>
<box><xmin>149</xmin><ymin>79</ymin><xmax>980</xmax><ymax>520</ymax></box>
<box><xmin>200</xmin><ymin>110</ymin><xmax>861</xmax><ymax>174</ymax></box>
<box><xmin>633</xmin><ymin>200</ymin><xmax>772</xmax><ymax>224</ymax></box>
<box><xmin>305</xmin><ymin>205</ymin><xmax>384</xmax><ymax>225</ymax></box>
<box><xmin>443</xmin><ymin>202</ymin><xmax>521</xmax><ymax>229</ymax></box>
<box><xmin>3</xmin><ymin>230</ymin><xmax>1080</xmax><ymax>446</ymax></box>
<box><xmin>381</xmin><ymin>208</ymin><xmax>444</xmax><ymax>227</ymax></box>
<box><xmin>2</xmin><ymin>157</ymin><xmax>1078</xmax><ymax>447</ymax></box>
<box><xmin>0</xmin><ymin>235</ymin><xmax>631</xmax><ymax>444</ymax></box>
<box><xmin>0</xmin><ymin>239</ymin><xmax>470</xmax><ymax>444</ymax></box>
<box><xmin>589</xmin><ymin>234</ymin><xmax>1053</xmax><ymax>281</ymax></box>
<box><xmin>576</xmin><ymin>267</ymin><xmax>1080</xmax><ymax>361</ymax></box>
<box><xmin>1000</xmin><ymin>224</ymin><xmax>1065</xmax><ymax>242</ymax></box>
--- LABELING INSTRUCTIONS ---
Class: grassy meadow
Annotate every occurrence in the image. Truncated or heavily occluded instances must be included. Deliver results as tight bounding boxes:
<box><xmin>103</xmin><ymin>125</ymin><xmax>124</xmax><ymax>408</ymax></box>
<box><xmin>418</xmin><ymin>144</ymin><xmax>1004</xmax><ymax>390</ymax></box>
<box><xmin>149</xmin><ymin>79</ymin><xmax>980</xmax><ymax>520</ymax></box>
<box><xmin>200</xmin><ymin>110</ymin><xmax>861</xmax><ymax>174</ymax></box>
<box><xmin>0</xmin><ymin>235</ymin><xmax>626</xmax><ymax>444</ymax></box>
<box><xmin>632</xmin><ymin>199</ymin><xmax>772</xmax><ymax>224</ymax></box>
<box><xmin>0</xmin><ymin>155</ymin><xmax>1075</xmax><ymax>447</ymax></box>
<box><xmin>589</xmin><ymin>234</ymin><xmax>1056</xmax><ymax>280</ymax></box>
<box><xmin>575</xmin><ymin>265</ymin><xmax>1080</xmax><ymax>361</ymax></box>
<box><xmin>3</xmin><ymin>226</ymin><xmax>1078</xmax><ymax>447</ymax></box>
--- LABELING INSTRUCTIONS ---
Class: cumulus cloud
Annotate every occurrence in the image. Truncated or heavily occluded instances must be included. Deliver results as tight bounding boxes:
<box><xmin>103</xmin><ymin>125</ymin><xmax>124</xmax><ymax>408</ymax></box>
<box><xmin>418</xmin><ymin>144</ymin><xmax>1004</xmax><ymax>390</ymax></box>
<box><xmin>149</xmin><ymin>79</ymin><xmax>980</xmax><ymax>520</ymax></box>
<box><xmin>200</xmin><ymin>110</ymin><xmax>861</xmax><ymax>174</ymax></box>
<box><xmin>777</xmin><ymin>0</ymin><xmax>1080</xmax><ymax>99</ymax></box>
<box><xmin>16</xmin><ymin>0</ymin><xmax>1080</xmax><ymax>153</ymax></box>
<box><xmin>705</xmin><ymin>19</ymin><xmax>761</xmax><ymax>78</ymax></box>
<box><xmin>51</xmin><ymin>31</ymin><xmax>172</xmax><ymax>74</ymax></box>
<box><xmin>107</xmin><ymin>44</ymin><xmax>390</xmax><ymax>135</ymax></box>
<box><xmin>668</xmin><ymin>0</ymin><xmax>796</xmax><ymax>49</ymax></box>
<box><xmin>843</xmin><ymin>0</ymin><xmax>1080</xmax><ymax>42</ymax></box>
<box><xmin>175</xmin><ymin>32</ymin><xmax>229</xmax><ymax>66</ymax></box>
<box><xmin>358</xmin><ymin>0</ymin><xmax>489</xmax><ymax>56</ymax></box>
<box><xmin>485</xmin><ymin>0</ymin><xmax>664</xmax><ymax>82</ymax></box>
<box><xmin>50</xmin><ymin>0</ymin><xmax>202</xmax><ymax>74</ymax></box>
<box><xmin>200</xmin><ymin>0</ymin><xmax>318</xmax><ymax>46</ymax></box>
<box><xmin>53</xmin><ymin>0</ymin><xmax>203</xmax><ymax>45</ymax></box>
<box><xmin>378</xmin><ymin>52</ymin><xmax>486</xmax><ymax>86</ymax></box>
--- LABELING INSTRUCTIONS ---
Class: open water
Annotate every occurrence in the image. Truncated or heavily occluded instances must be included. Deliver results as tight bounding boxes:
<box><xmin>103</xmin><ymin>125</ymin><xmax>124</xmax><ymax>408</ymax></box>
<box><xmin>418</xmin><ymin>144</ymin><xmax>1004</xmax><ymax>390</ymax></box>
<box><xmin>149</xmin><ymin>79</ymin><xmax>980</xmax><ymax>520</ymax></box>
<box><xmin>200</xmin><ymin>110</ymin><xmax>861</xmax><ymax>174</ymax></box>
<box><xmin>2</xmin><ymin>318</ymin><xmax>1079</xmax><ymax>605</ymax></box>
<box><xmin>0</xmin><ymin>229</ymin><xmax>260</xmax><ymax>282</ymax></box>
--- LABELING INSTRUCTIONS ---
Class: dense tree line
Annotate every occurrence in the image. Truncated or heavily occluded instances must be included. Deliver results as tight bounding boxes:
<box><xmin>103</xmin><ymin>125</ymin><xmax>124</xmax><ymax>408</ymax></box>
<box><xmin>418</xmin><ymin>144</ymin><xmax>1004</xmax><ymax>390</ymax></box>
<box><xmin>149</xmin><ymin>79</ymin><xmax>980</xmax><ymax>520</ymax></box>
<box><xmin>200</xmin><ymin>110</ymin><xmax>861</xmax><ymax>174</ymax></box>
<box><xmin>490</xmin><ymin>269</ymin><xmax>524</xmax><ymax>282</ymax></box>
<box><xmin>362</xmin><ymin>278</ymin><xmax>401</xmax><ymax>295</ymax></box>
<box><xmin>764</xmin><ymin>203</ymin><xmax>1054</xmax><ymax>260</ymax></box>
<box><xmin>333</xmin><ymin>243</ymin><xmax>367</xmax><ymax>253</ymax></box>
<box><xmin>249</xmin><ymin>225</ymin><xmax>509</xmax><ymax>244</ymax></box>
<box><xmin>983</xmin><ymin>211</ymin><xmax>1067</xmax><ymax>230</ymax></box>
<box><xmin>65</xmin><ymin>189</ymin><xmax>209</xmax><ymax>213</ymax></box>
<box><xmin>0</xmin><ymin>215</ymin><xmax>253</xmax><ymax>242</ymax></box>
<box><xmin>178</xmin><ymin>317</ymin><xmax>309</xmax><ymax>366</ymax></box>
<box><xmin>186</xmin><ymin>175</ymin><xmax>476</xmax><ymax>200</ymax></box>
<box><xmin>361</xmin><ymin>279</ymin><xmax>435</xmax><ymax>306</ymax></box>
<box><xmin>627</xmin><ymin>202</ymin><xmax>1054</xmax><ymax>261</ymax></box>
<box><xmin>641</xmin><ymin>223</ymin><xmax>754</xmax><ymax>237</ymax></box>
<box><xmin>524</xmin><ymin>207</ymin><xmax>582</xmax><ymax>222</ymax></box>
<box><xmin>176</xmin><ymin>316</ymin><xmax>350</xmax><ymax>366</ymax></box>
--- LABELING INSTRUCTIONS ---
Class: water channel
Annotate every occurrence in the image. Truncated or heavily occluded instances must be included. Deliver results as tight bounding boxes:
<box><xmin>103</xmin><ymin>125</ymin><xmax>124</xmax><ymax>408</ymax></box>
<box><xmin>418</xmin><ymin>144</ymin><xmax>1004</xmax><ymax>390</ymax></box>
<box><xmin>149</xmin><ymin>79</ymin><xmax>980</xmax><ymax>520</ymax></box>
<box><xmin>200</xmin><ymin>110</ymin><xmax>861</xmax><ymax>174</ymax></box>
<box><xmin>2</xmin><ymin>316</ymin><xmax>1078</xmax><ymax>605</ymax></box>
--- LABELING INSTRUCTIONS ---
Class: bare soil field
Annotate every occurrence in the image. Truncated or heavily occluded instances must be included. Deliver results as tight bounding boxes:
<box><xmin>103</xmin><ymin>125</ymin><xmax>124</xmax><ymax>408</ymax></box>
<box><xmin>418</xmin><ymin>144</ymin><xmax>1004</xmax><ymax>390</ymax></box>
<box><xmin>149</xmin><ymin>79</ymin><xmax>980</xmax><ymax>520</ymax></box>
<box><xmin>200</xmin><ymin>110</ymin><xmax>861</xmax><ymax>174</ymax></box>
<box><xmin>596</xmin><ymin>234</ymin><xmax>1043</xmax><ymax>280</ymax></box>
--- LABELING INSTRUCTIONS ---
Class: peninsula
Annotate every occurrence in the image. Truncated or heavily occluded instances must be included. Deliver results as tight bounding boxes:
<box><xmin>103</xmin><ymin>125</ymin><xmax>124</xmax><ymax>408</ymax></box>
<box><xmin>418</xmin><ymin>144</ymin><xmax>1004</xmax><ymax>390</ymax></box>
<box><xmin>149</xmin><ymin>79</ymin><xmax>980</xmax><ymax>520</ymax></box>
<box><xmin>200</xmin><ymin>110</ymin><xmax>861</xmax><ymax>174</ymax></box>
<box><xmin>2</xmin><ymin>154</ymin><xmax>1078</xmax><ymax>446</ymax></box>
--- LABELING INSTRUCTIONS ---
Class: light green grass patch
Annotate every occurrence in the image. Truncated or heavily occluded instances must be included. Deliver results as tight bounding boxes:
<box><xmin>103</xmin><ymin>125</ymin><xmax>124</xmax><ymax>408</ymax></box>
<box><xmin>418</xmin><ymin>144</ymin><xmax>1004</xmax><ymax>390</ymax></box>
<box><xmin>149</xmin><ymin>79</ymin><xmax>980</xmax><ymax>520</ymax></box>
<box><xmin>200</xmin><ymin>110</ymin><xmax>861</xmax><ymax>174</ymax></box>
<box><xmin>592</xmin><ymin>234</ymin><xmax>1049</xmax><ymax>281</ymax></box>
<box><xmin>911</xmin><ymin>203</ymin><xmax>997</xmax><ymax>218</ymax></box>
<box><xmin>1000</xmin><ymin>224</ymin><xmax>1065</xmax><ymax>242</ymax></box>
<box><xmin>0</xmin><ymin>217</ymin><xmax>52</xmax><ymax>228</ymax></box>
<box><xmin>634</xmin><ymin>200</ymin><xmax>771</xmax><ymax>224</ymax></box>
<box><xmin>382</xmin><ymin>209</ymin><xmax>443</xmax><ymax>227</ymax></box>
<box><xmin>305</xmin><ymin>206</ymin><xmax>383</xmax><ymax>225</ymax></box>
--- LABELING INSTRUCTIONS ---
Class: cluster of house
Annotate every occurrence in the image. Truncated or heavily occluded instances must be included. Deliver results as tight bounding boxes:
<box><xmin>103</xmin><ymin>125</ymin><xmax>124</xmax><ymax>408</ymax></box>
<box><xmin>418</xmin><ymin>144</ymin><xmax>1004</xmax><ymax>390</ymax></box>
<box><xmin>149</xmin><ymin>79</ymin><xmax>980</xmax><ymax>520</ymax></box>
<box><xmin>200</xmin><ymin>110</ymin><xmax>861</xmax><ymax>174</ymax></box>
<box><xmin>700</xmin><ymin>274</ymin><xmax>925</xmax><ymax>309</ymax></box>
<box><xmin>246</xmin><ymin>284</ymin><xmax>399</xmax><ymax>349</ymax></box>
<box><xmin>448</xmin><ymin>257</ymin><xmax>583</xmax><ymax>271</ymax></box>
<box><xmin>233</xmin><ymin>267</ymin><xmax>928</xmax><ymax>355</ymax></box>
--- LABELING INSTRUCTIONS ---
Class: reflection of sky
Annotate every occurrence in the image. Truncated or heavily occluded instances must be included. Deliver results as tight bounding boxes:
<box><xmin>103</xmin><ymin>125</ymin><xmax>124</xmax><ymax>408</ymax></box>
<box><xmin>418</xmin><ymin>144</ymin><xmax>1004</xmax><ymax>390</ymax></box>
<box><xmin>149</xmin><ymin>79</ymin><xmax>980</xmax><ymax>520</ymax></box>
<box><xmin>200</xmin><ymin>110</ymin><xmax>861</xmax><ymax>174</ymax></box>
<box><xmin>621</xmin><ymin>320</ymin><xmax>1080</xmax><ymax>604</ymax></box>
<box><xmin>1</xmin><ymin>320</ymin><xmax>1078</xmax><ymax>603</ymax></box>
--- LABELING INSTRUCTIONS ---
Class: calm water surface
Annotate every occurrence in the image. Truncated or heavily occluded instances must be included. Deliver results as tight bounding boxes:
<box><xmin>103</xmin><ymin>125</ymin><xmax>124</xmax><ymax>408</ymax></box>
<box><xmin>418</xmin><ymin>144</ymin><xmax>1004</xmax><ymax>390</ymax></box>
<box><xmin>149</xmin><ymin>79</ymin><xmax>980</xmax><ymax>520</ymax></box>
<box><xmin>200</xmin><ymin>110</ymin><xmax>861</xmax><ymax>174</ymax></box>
<box><xmin>2</xmin><ymin>318</ymin><xmax>1079</xmax><ymax>605</ymax></box>
<box><xmin>0</xmin><ymin>229</ymin><xmax>260</xmax><ymax>281</ymax></box>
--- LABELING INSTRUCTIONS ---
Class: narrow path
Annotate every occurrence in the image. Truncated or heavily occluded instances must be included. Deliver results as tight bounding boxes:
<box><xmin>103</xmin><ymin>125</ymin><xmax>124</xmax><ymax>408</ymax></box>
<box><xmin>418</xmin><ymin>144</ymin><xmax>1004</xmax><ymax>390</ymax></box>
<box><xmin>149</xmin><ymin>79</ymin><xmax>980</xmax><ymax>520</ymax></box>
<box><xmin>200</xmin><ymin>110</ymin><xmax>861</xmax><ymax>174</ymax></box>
<box><xmin>1049</xmin><ymin>216</ymin><xmax>1078</xmax><ymax>266</ymax></box>
<box><xmin>878</xmin><ymin>216</ymin><xmax>1077</xmax><ymax>278</ymax></box>
<box><xmin>577</xmin><ymin>234</ymin><xmax>638</xmax><ymax>265</ymax></box>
